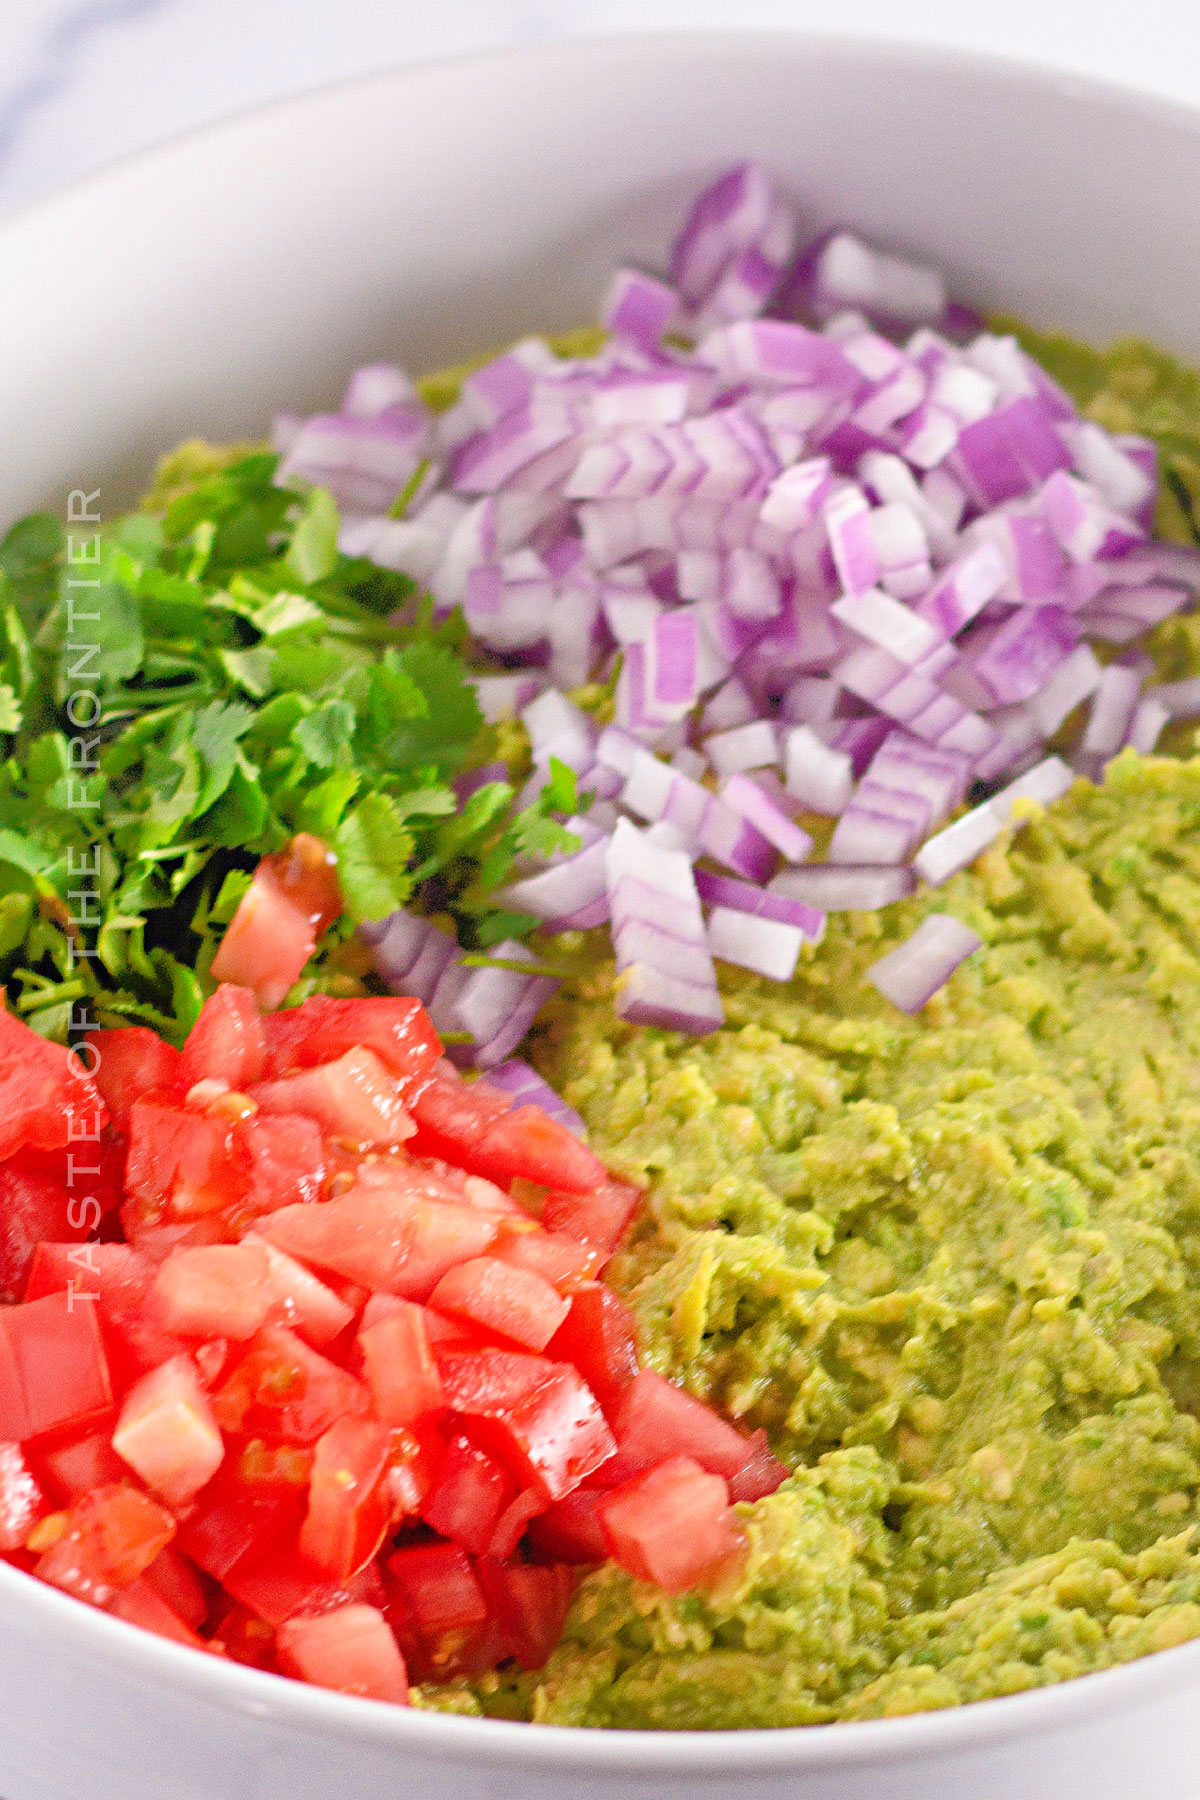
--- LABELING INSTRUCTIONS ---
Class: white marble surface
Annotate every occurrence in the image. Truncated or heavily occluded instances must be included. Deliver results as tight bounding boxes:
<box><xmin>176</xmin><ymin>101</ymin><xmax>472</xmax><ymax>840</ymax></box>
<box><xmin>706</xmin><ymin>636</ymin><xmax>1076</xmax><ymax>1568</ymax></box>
<box><xmin>1</xmin><ymin>0</ymin><xmax>1200</xmax><ymax>217</ymax></box>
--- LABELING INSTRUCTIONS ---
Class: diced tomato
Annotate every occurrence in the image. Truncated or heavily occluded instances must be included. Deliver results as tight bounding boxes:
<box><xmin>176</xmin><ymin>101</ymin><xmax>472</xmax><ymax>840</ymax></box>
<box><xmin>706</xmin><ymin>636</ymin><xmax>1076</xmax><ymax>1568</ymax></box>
<box><xmin>545</xmin><ymin>1284</ymin><xmax>639</xmax><ymax>1415</ymax></box>
<box><xmin>387</xmin><ymin>1542</ymin><xmax>488</xmax><ymax>1639</ymax></box>
<box><xmin>492</xmin><ymin>1224</ymin><xmax>602</xmax><ymax>1292</ymax></box>
<box><xmin>409</xmin><ymin>1067</ymin><xmax>607</xmax><ymax>1194</ymax></box>
<box><xmin>0</xmin><ymin>1442</ymin><xmax>44</xmax><ymax>1549</ymax></box>
<box><xmin>525</xmin><ymin>1488</ymin><xmax>606</xmax><ymax>1565</ymax></box>
<box><xmin>125</xmin><ymin>1093</ymin><xmax>250</xmax><ymax>1221</ymax></box>
<box><xmin>109</xmin><ymin>1577</ymin><xmax>208</xmax><ymax>1649</ymax></box>
<box><xmin>541</xmin><ymin>1179</ymin><xmax>642</xmax><ymax>1256</ymax></box>
<box><xmin>211</xmin><ymin>1326</ymin><xmax>369</xmax><ymax>1445</ymax></box>
<box><xmin>263</xmin><ymin>996</ymin><xmax>442</xmax><ymax>1100</ymax></box>
<box><xmin>211</xmin><ymin>834</ymin><xmax>343</xmax><ymax>1011</ymax></box>
<box><xmin>250</xmin><ymin>1049</ymin><xmax>415</xmax><ymax>1151</ymax></box>
<box><xmin>0</xmin><ymin>1152</ymin><xmax>90</xmax><ymax>1302</ymax></box>
<box><xmin>88</xmin><ymin>1028</ymin><xmax>182</xmax><ymax>1129</ymax></box>
<box><xmin>260</xmin><ymin>1184</ymin><xmax>497</xmax><ymax>1298</ymax></box>
<box><xmin>112</xmin><ymin>1355</ymin><xmax>225</xmax><ymax>1506</ymax></box>
<box><xmin>238</xmin><ymin>1114</ymin><xmax>328</xmax><ymax>1214</ymax></box>
<box><xmin>300</xmin><ymin>1417</ymin><xmax>391</xmax><ymax>1584</ymax></box>
<box><xmin>176</xmin><ymin>1473</ymin><xmax>304</xmax><ymax>1582</ymax></box>
<box><xmin>727</xmin><ymin>1428</ymin><xmax>789</xmax><ymax>1503</ymax></box>
<box><xmin>151</xmin><ymin>1241</ymin><xmax>273</xmax><ymax>1340</ymax></box>
<box><xmin>278</xmin><ymin>1603</ymin><xmax>409</xmax><ymax>1705</ymax></box>
<box><xmin>222</xmin><ymin>1539</ymin><xmax>368</xmax><ymax>1628</ymax></box>
<box><xmin>475</xmin><ymin>1558</ymin><xmax>573</xmax><ymax>1671</ymax></box>
<box><xmin>39</xmin><ymin>1429</ymin><xmax>127</xmax><ymax>1502</ymax></box>
<box><xmin>429</xmin><ymin>1257</ymin><xmax>570</xmax><ymax>1353</ymax></box>
<box><xmin>179</xmin><ymin>985</ymin><xmax>266</xmax><ymax>1092</ymax></box>
<box><xmin>28</xmin><ymin>1242</ymin><xmax>190</xmax><ymax>1386</ymax></box>
<box><xmin>384</xmin><ymin>1423</ymin><xmax>446</xmax><ymax>1519</ymax></box>
<box><xmin>141</xmin><ymin>1543</ymin><xmax>209</xmax><ymax>1629</ymax></box>
<box><xmin>354</xmin><ymin>1155</ymin><xmax>525</xmax><ymax>1218</ymax></box>
<box><xmin>359</xmin><ymin>1304</ymin><xmax>444</xmax><ymax>1427</ymax></box>
<box><xmin>35</xmin><ymin>1484</ymin><xmax>176</xmax><ymax>1607</ymax></box>
<box><xmin>439</xmin><ymin>1350</ymin><xmax>615</xmax><ymax>1502</ymax></box>
<box><xmin>0</xmin><ymin>1007</ymin><xmax>108</xmax><ymax>1163</ymax></box>
<box><xmin>486</xmin><ymin>1487</ymin><xmax>545</xmax><ymax>1559</ymax></box>
<box><xmin>420</xmin><ymin>1434</ymin><xmax>515</xmax><ymax>1556</ymax></box>
<box><xmin>237</xmin><ymin>1439</ymin><xmax>314</xmax><ymax>1491</ymax></box>
<box><xmin>244</xmin><ymin>1234</ymin><xmax>355</xmax><ymax>1349</ymax></box>
<box><xmin>211</xmin><ymin>1601</ymin><xmax>277</xmax><ymax>1670</ymax></box>
<box><xmin>0</xmin><ymin>1290</ymin><xmax>113</xmax><ymax>1444</ymax></box>
<box><xmin>595</xmin><ymin>1370</ymin><xmax>751</xmax><ymax>1487</ymax></box>
<box><xmin>597</xmin><ymin>1456</ymin><xmax>745</xmax><ymax>1593</ymax></box>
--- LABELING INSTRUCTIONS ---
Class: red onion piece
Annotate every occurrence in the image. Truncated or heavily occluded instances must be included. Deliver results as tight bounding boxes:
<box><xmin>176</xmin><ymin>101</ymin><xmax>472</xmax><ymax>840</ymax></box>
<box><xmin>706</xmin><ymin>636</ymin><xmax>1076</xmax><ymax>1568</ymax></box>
<box><xmin>707</xmin><ymin>907</ymin><xmax>808</xmax><ymax>981</ymax></box>
<box><xmin>770</xmin><ymin>863</ymin><xmax>916</xmax><ymax>911</ymax></box>
<box><xmin>485</xmin><ymin>1059</ymin><xmax>587</xmax><ymax>1137</ymax></box>
<box><xmin>867</xmin><ymin>914</ymin><xmax>982</xmax><ymax>1013</ymax></box>
<box><xmin>694</xmin><ymin>869</ymin><xmax>825</xmax><ymax>938</ymax></box>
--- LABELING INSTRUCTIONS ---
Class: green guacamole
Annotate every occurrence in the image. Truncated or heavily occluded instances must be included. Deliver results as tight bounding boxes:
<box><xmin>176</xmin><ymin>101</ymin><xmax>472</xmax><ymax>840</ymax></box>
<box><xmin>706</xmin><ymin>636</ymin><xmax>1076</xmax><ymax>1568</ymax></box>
<box><xmin>411</xmin><ymin>327</ymin><xmax>1200</xmax><ymax>1728</ymax></box>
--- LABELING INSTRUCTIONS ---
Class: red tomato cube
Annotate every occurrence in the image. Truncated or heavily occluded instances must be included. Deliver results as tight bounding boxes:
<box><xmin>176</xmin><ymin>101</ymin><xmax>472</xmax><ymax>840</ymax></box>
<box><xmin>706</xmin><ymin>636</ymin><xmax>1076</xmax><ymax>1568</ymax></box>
<box><xmin>88</xmin><ymin>1028</ymin><xmax>182</xmax><ymax>1129</ymax></box>
<box><xmin>545</xmin><ymin>1284</ymin><xmax>639</xmax><ymax>1414</ymax></box>
<box><xmin>387</xmin><ymin>1542</ymin><xmax>488</xmax><ymax>1638</ymax></box>
<box><xmin>727</xmin><ymin>1428</ymin><xmax>789</xmax><ymax>1503</ymax></box>
<box><xmin>125</xmin><ymin>1095</ymin><xmax>250</xmax><ymax>1220</ymax></box>
<box><xmin>358</xmin><ymin>1304</ymin><xmax>444</xmax><ymax>1427</ymax></box>
<box><xmin>36</xmin><ymin>1484</ymin><xmax>177</xmax><ymax>1607</ymax></box>
<box><xmin>179</xmin><ymin>985</ymin><xmax>266</xmax><ymax>1092</ymax></box>
<box><xmin>0</xmin><ymin>1290</ymin><xmax>113</xmax><ymax>1444</ymax></box>
<box><xmin>526</xmin><ymin>1488</ymin><xmax>607</xmax><ymax>1565</ymax></box>
<box><xmin>38</xmin><ymin>1428</ymin><xmax>127</xmax><ymax>1502</ymax></box>
<box><xmin>222</xmin><ymin>1540</ymin><xmax>367</xmax><ymax>1627</ymax></box>
<box><xmin>211</xmin><ymin>835</ymin><xmax>342</xmax><ymax>1011</ymax></box>
<box><xmin>0</xmin><ymin>1008</ymin><xmax>108</xmax><ymax>1163</ymax></box>
<box><xmin>475</xmin><ymin>1558</ymin><xmax>574</xmax><ymax>1671</ymax></box>
<box><xmin>109</xmin><ymin>1577</ymin><xmax>208</xmax><ymax>1649</ymax></box>
<box><xmin>384</xmin><ymin>1422</ymin><xmax>446</xmax><ymax>1520</ymax></box>
<box><xmin>151</xmin><ymin>1241</ymin><xmax>274</xmax><ymax>1341</ymax></box>
<box><xmin>238</xmin><ymin>1114</ymin><xmax>328</xmax><ymax>1214</ymax></box>
<box><xmin>409</xmin><ymin>1069</ymin><xmax>607</xmax><ymax>1194</ymax></box>
<box><xmin>244</xmin><ymin>1234</ymin><xmax>355</xmax><ymax>1349</ymax></box>
<box><xmin>420</xmin><ymin>1434</ymin><xmax>515</xmax><ymax>1556</ymax></box>
<box><xmin>439</xmin><ymin>1350</ymin><xmax>615</xmax><ymax>1502</ymax></box>
<box><xmin>597</xmin><ymin>1369</ymin><xmax>751</xmax><ymax>1486</ymax></box>
<box><xmin>0</xmin><ymin>1150</ymin><xmax>105</xmax><ymax>1303</ymax></box>
<box><xmin>140</xmin><ymin>1543</ymin><xmax>209</xmax><ymax>1629</ymax></box>
<box><xmin>112</xmin><ymin>1354</ymin><xmax>225</xmax><ymax>1506</ymax></box>
<box><xmin>211</xmin><ymin>1325</ymin><xmax>369</xmax><ymax>1445</ymax></box>
<box><xmin>176</xmin><ymin>1474</ymin><xmax>304</xmax><ymax>1582</ymax></box>
<box><xmin>491</xmin><ymin>1225</ymin><xmax>602</xmax><ymax>1292</ymax></box>
<box><xmin>250</xmin><ymin>1048</ymin><xmax>415</xmax><ymax>1150</ymax></box>
<box><xmin>596</xmin><ymin>1456</ymin><xmax>745</xmax><ymax>1593</ymax></box>
<box><xmin>541</xmin><ymin>1179</ymin><xmax>642</xmax><ymax>1255</ymax></box>
<box><xmin>277</xmin><ymin>1603</ymin><xmax>409</xmax><ymax>1705</ymax></box>
<box><xmin>263</xmin><ymin>996</ymin><xmax>441</xmax><ymax>1098</ymax></box>
<box><xmin>260</xmin><ymin>1184</ymin><xmax>498</xmax><ymax>1297</ymax></box>
<box><xmin>429</xmin><ymin>1256</ymin><xmax>570</xmax><ymax>1353</ymax></box>
<box><xmin>299</xmin><ymin>1416</ymin><xmax>391</xmax><ymax>1585</ymax></box>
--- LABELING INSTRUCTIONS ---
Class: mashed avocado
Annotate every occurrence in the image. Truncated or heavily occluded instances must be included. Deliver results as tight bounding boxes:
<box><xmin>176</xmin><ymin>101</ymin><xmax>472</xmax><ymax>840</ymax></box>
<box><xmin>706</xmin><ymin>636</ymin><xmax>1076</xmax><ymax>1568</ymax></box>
<box><xmin>412</xmin><ymin>331</ymin><xmax>1200</xmax><ymax>1729</ymax></box>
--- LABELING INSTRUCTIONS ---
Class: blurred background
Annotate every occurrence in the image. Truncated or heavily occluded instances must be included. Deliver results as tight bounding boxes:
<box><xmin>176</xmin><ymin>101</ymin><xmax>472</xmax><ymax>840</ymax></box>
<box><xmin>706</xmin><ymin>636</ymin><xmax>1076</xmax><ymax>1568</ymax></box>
<box><xmin>1</xmin><ymin>0</ymin><xmax>1197</xmax><ymax>217</ymax></box>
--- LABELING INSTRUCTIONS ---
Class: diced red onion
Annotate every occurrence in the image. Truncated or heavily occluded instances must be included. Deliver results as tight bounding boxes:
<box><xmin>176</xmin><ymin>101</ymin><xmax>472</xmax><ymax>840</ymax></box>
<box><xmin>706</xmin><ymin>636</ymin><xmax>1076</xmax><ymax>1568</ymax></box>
<box><xmin>831</xmin><ymin>586</ymin><xmax>941</xmax><ymax>665</ymax></box>
<box><xmin>484</xmin><ymin>1059</ymin><xmax>587</xmax><ymax>1136</ymax></box>
<box><xmin>770</xmin><ymin>863</ymin><xmax>916</xmax><ymax>911</ymax></box>
<box><xmin>1126</xmin><ymin>695</ymin><xmax>1170</xmax><ymax>755</ymax></box>
<box><xmin>707</xmin><ymin>907</ymin><xmax>808</xmax><ymax>981</ymax></box>
<box><xmin>601</xmin><ymin>267</ymin><xmax>679</xmax><ymax>350</ymax></box>
<box><xmin>784</xmin><ymin>725</ymin><xmax>854</xmax><ymax>814</ymax></box>
<box><xmin>810</xmin><ymin>232</ymin><xmax>948</xmax><ymax>328</ymax></box>
<box><xmin>720</xmin><ymin>772</ymin><xmax>813</xmax><ymax>863</ymax></box>
<box><xmin>1081</xmin><ymin>663</ymin><xmax>1142</xmax><ymax>759</ymax></box>
<box><xmin>704</xmin><ymin>720</ymin><xmax>781</xmax><ymax>779</ymax></box>
<box><xmin>694</xmin><ymin>869</ymin><xmax>825</xmax><ymax>938</ymax></box>
<box><xmin>867</xmin><ymin>914</ymin><xmax>982</xmax><ymax>1013</ymax></box>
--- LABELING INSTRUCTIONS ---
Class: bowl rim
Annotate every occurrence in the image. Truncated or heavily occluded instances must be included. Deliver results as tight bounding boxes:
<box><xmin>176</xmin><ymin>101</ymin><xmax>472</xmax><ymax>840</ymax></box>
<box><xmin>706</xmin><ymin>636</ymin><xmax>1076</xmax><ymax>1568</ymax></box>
<box><xmin>3</xmin><ymin>20</ymin><xmax>1200</xmax><ymax>1769</ymax></box>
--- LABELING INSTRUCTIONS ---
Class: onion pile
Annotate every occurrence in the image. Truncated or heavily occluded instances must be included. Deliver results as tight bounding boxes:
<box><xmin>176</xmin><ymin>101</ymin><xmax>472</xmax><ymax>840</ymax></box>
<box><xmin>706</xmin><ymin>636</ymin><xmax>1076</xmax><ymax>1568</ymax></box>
<box><xmin>278</xmin><ymin>162</ymin><xmax>1200</xmax><ymax>1040</ymax></box>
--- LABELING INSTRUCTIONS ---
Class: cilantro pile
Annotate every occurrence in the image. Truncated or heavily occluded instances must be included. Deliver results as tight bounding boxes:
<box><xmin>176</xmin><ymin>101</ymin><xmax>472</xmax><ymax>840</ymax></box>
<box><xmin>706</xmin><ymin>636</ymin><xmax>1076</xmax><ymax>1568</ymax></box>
<box><xmin>0</xmin><ymin>446</ymin><xmax>576</xmax><ymax>1043</ymax></box>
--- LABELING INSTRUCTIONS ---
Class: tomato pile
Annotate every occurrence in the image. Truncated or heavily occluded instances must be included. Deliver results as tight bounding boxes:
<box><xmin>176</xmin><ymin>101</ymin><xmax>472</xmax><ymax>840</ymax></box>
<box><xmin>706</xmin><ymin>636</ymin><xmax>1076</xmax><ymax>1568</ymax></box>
<box><xmin>0</xmin><ymin>980</ymin><xmax>785</xmax><ymax>1705</ymax></box>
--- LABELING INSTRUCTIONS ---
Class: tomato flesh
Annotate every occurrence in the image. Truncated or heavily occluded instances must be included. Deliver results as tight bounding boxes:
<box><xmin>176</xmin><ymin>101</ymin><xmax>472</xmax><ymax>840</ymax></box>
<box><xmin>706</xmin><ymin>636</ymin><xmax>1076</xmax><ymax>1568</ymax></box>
<box><xmin>0</xmin><ymin>1008</ymin><xmax>107</xmax><ymax>1163</ymax></box>
<box><xmin>211</xmin><ymin>835</ymin><xmax>342</xmax><ymax>1010</ymax></box>
<box><xmin>359</xmin><ymin>1303</ymin><xmax>444</xmax><ymax>1427</ymax></box>
<box><xmin>596</xmin><ymin>1456</ymin><xmax>746</xmax><ymax>1593</ymax></box>
<box><xmin>277</xmin><ymin>1603</ymin><xmax>409</xmax><ymax>1705</ymax></box>
<box><xmin>88</xmin><ymin>1028</ymin><xmax>182</xmax><ymax>1129</ymax></box>
<box><xmin>0</xmin><ymin>988</ymin><xmax>788</xmax><ymax>1707</ymax></box>
<box><xmin>112</xmin><ymin>1355</ymin><xmax>225</xmax><ymax>1506</ymax></box>
<box><xmin>300</xmin><ymin>1416</ymin><xmax>391</xmax><ymax>1584</ymax></box>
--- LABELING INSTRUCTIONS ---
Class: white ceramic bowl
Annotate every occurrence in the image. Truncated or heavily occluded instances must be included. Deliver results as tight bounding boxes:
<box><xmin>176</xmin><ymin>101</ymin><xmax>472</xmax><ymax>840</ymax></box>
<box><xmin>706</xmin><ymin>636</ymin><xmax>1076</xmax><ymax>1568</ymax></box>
<box><xmin>0</xmin><ymin>30</ymin><xmax>1199</xmax><ymax>1800</ymax></box>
